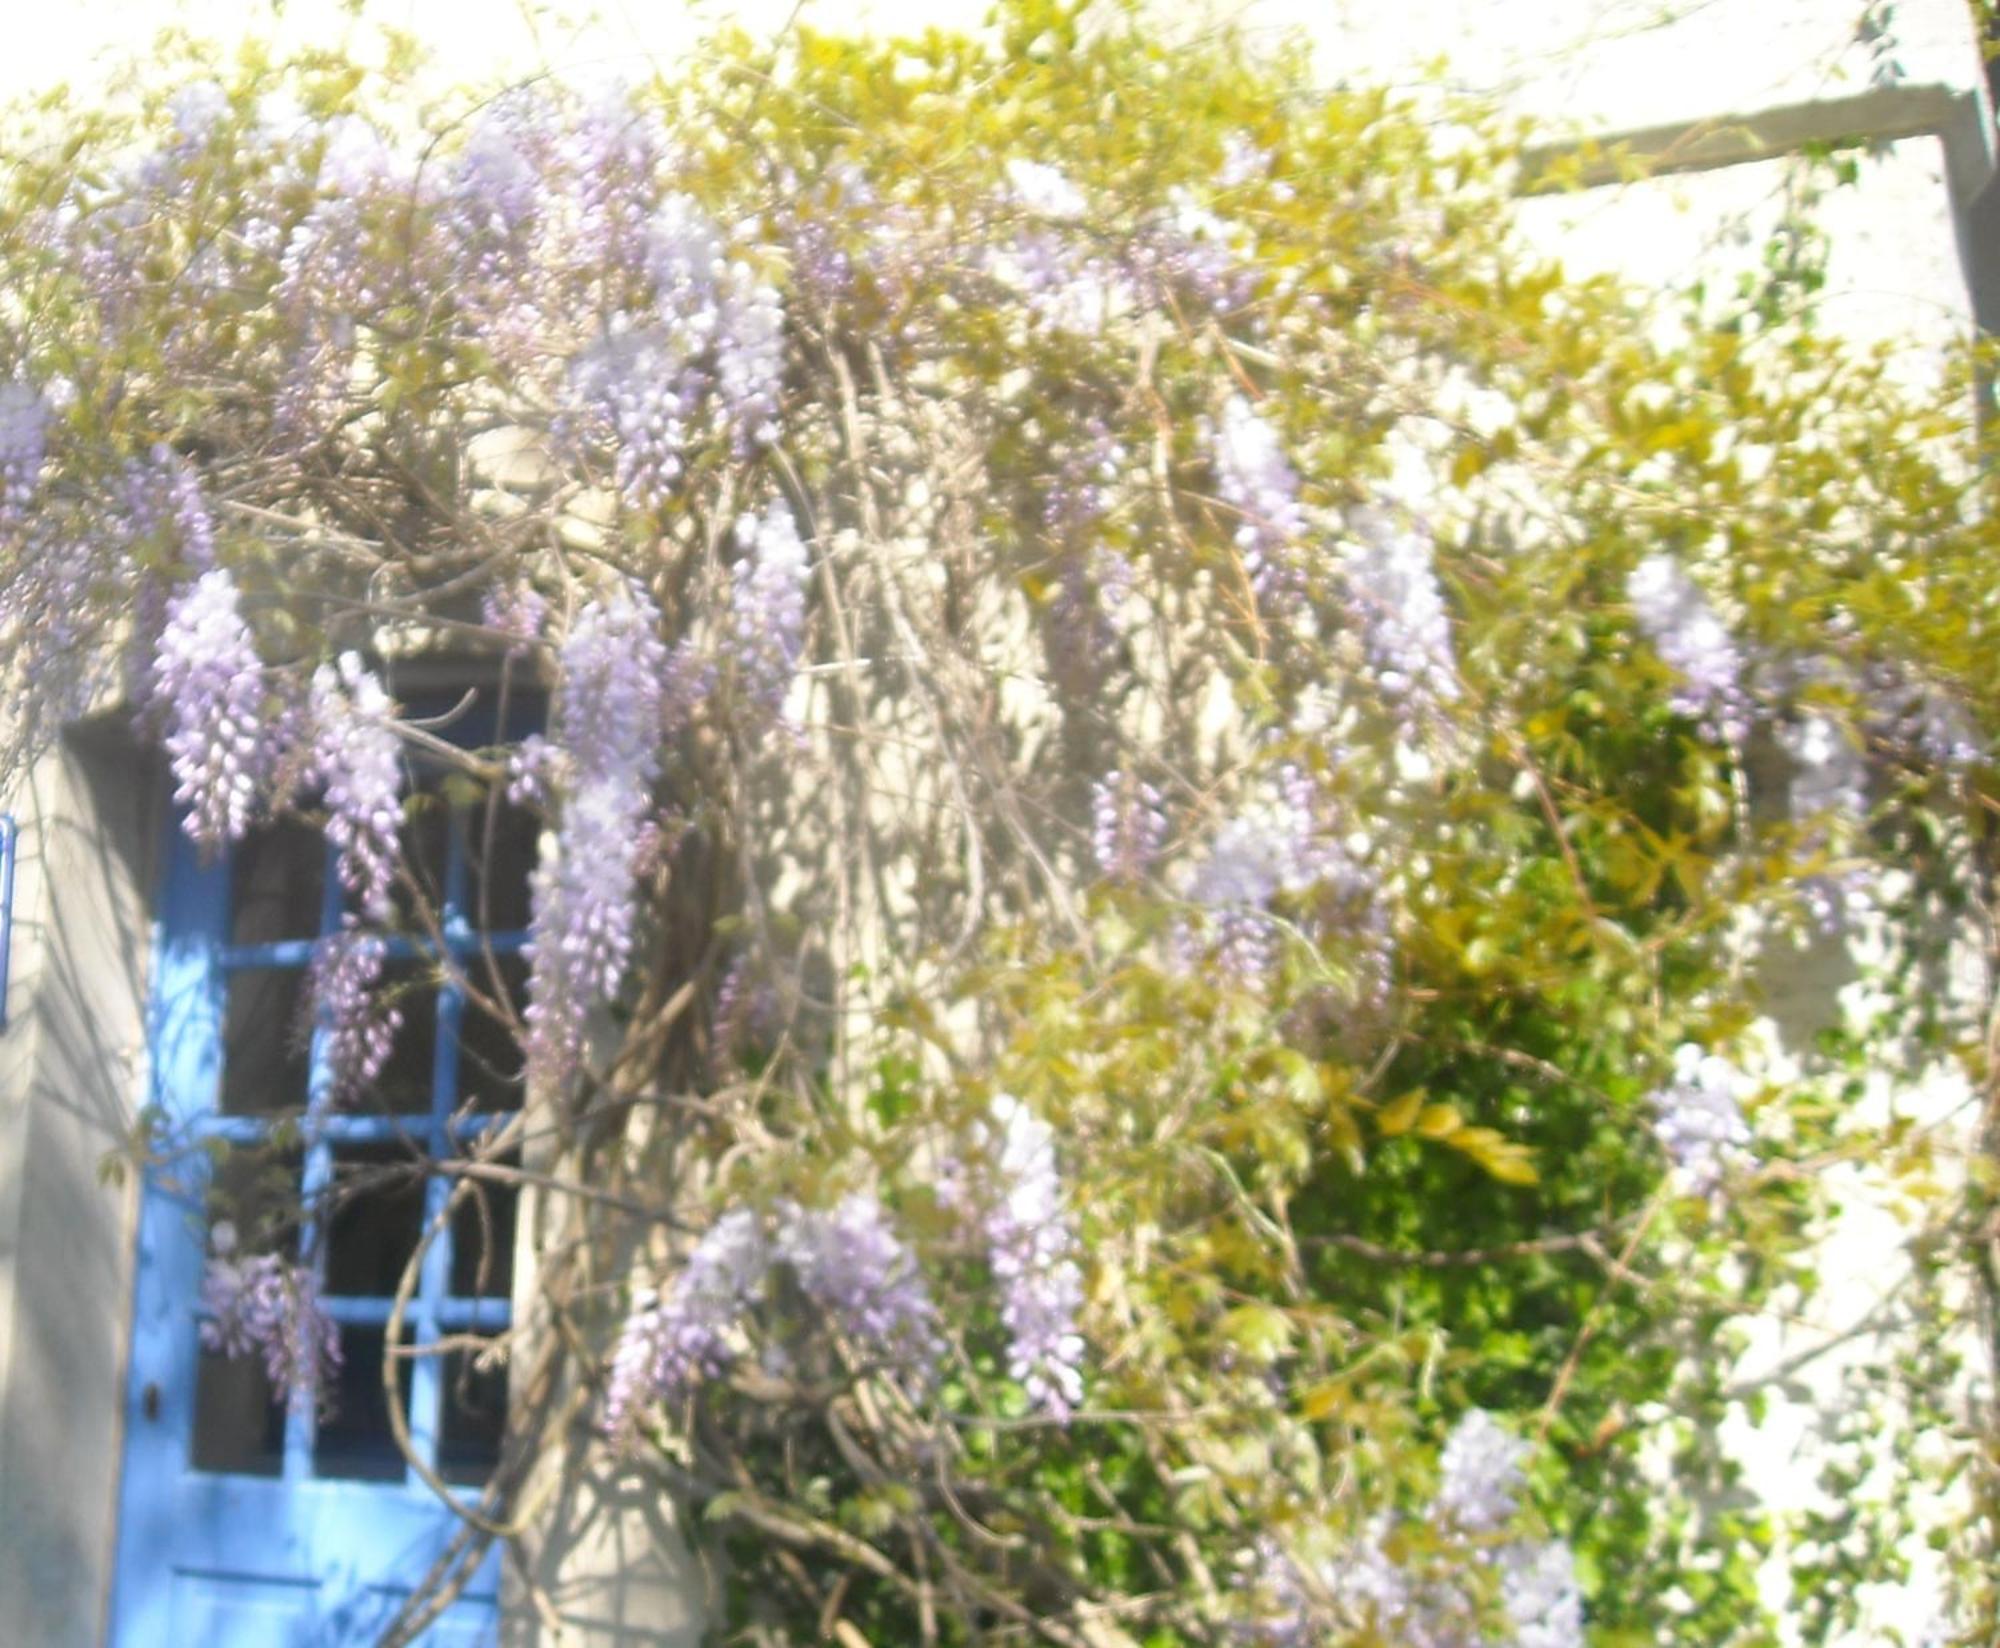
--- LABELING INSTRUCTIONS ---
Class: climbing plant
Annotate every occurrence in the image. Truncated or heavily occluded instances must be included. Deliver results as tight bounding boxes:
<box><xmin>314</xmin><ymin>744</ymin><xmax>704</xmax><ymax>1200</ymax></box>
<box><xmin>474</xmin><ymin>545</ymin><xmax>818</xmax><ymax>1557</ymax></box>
<box><xmin>2</xmin><ymin>2</ymin><xmax>1996</xmax><ymax>1641</ymax></box>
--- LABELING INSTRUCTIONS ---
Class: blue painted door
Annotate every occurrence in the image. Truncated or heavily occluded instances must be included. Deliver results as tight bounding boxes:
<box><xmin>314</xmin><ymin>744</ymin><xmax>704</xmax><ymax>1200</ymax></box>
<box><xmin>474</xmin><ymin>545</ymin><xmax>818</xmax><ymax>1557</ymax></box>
<box><xmin>113</xmin><ymin>718</ymin><xmax>536</xmax><ymax>1646</ymax></box>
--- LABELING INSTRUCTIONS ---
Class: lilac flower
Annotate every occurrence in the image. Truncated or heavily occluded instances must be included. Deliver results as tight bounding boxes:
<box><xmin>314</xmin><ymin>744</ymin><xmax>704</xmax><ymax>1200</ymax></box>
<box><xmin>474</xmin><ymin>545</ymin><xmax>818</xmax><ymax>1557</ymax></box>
<box><xmin>1090</xmin><ymin>769</ymin><xmax>1167</xmax><ymax>883</ymax></box>
<box><xmin>713</xmin><ymin>953</ymin><xmax>784</xmax><ymax>1062</ymax></box>
<box><xmin>199</xmin><ymin>1236</ymin><xmax>341</xmax><ymax>1403</ymax></box>
<box><xmin>603</xmin><ymin>1208</ymin><xmax>769</xmax><ymax>1440</ymax></box>
<box><xmin>1238</xmin><ymin>1535</ymin><xmax>1316</xmax><ymax>1645</ymax></box>
<box><xmin>774</xmin><ymin>1194</ymin><xmax>942</xmax><ymax>1375</ymax></box>
<box><xmin>1007</xmin><ymin>232</ymin><xmax>1126</xmax><ymax>336</ymax></box>
<box><xmin>568</xmin><ymin>325</ymin><xmax>701</xmax><ymax>512</ymax></box>
<box><xmin>1208</xmin><ymin>396</ymin><xmax>1307</xmax><ymax>611</ymax></box>
<box><xmin>309</xmin><ymin>653</ymin><xmax>403</xmax><ymax>919</ymax></box>
<box><xmin>715</xmin><ymin>267</ymin><xmax>785</xmax><ymax>454</ymax></box>
<box><xmin>644</xmin><ymin>193</ymin><xmax>727</xmax><ymax>344</ymax></box>
<box><xmin>525</xmin><ymin>585</ymin><xmax>668</xmax><ymax>1073</ymax></box>
<box><xmin>1043</xmin><ymin>420</ymin><xmax>1123</xmax><ymax>536</ymax></box>
<box><xmin>1344</xmin><ymin>504</ymin><xmax>1461</xmax><ymax>731</ymax></box>
<box><xmin>1878</xmin><ymin>673</ymin><xmax>1981</xmax><ymax>772</ymax></box>
<box><xmin>154</xmin><ymin>568</ymin><xmax>269</xmax><ymax>847</ymax></box>
<box><xmin>1181</xmin><ymin>767</ymin><xmax>1336</xmax><ymax>982</ymax></box>
<box><xmin>167</xmin><ymin>80</ymin><xmax>230</xmax><ymax>150</ymax></box>
<box><xmin>979</xmin><ymin>1096</ymin><xmax>1086</xmax><ymax>1421</ymax></box>
<box><xmin>1627</xmin><ymin>554</ymin><xmax>1750</xmax><ymax>744</ymax></box>
<box><xmin>308</xmin><ymin>922</ymin><xmax>402</xmax><ymax>1103</ymax></box>
<box><xmin>1432</xmin><ymin>1409</ymin><xmax>1528</xmax><ymax>1536</ymax></box>
<box><xmin>481</xmin><ymin>582</ymin><xmax>547</xmax><ymax>652</ymax></box>
<box><xmin>0</xmin><ymin>380</ymin><xmax>49</xmax><ymax>520</ymax></box>
<box><xmin>727</xmin><ymin>500</ymin><xmax>811</xmax><ymax>720</ymax></box>
<box><xmin>1045</xmin><ymin>546</ymin><xmax>1127</xmax><ymax>694</ymax></box>
<box><xmin>1500</xmin><ymin>1539</ymin><xmax>1586</xmax><ymax>1648</ymax></box>
<box><xmin>1650</xmin><ymin>1043</ymin><xmax>1752</xmax><ymax>1195</ymax></box>
<box><xmin>164</xmin><ymin>448</ymin><xmax>216</xmax><ymax>570</ymax></box>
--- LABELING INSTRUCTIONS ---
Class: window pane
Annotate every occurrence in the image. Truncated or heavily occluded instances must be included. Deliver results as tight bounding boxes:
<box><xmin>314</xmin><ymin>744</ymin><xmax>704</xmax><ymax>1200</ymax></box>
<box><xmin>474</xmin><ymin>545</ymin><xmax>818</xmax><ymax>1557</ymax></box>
<box><xmin>365</xmin><ymin>963</ymin><xmax>439</xmax><ymax>1115</ymax></box>
<box><xmin>392</xmin><ymin>790</ymin><xmax>450</xmax><ymax>927</ymax></box>
<box><xmin>220</xmin><ymin>967</ymin><xmax>310</xmax><ymax>1115</ymax></box>
<box><xmin>456</xmin><ymin>955</ymin><xmax>527</xmax><ymax>1113</ymax></box>
<box><xmin>448</xmin><ymin>1157</ymin><xmax>518</xmax><ymax>1299</ymax></box>
<box><xmin>463</xmin><ymin>798</ymin><xmax>538</xmax><ymax>933</ymax></box>
<box><xmin>207</xmin><ymin>1143</ymin><xmax>303</xmax><ymax>1260</ymax></box>
<box><xmin>230</xmin><ymin>818</ymin><xmax>325</xmax><ymax>947</ymax></box>
<box><xmin>437</xmin><ymin>1348</ymin><xmax>507</xmax><ymax>1486</ymax></box>
<box><xmin>323</xmin><ymin>1143</ymin><xmax>426</xmax><ymax>1299</ymax></box>
<box><xmin>313</xmin><ymin>1324</ymin><xmax>414</xmax><ymax>1483</ymax></box>
<box><xmin>191</xmin><ymin>1347</ymin><xmax>286</xmax><ymax>1477</ymax></box>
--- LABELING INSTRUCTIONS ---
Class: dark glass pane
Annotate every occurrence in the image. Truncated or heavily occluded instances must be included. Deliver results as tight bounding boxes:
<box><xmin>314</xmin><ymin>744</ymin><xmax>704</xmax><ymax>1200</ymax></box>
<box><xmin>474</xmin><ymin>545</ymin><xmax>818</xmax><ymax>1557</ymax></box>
<box><xmin>366</xmin><ymin>963</ymin><xmax>439</xmax><ymax>1115</ymax></box>
<box><xmin>462</xmin><ymin>798</ymin><xmax>538</xmax><ymax>933</ymax></box>
<box><xmin>448</xmin><ymin>1159</ymin><xmax>518</xmax><ymax>1299</ymax></box>
<box><xmin>437</xmin><ymin>1348</ymin><xmax>507</xmax><ymax>1486</ymax></box>
<box><xmin>323</xmin><ymin>1143</ymin><xmax>426</xmax><ymax>1299</ymax></box>
<box><xmin>220</xmin><ymin>967</ymin><xmax>310</xmax><ymax>1115</ymax></box>
<box><xmin>457</xmin><ymin>955</ymin><xmax>528</xmax><ymax>1113</ymax></box>
<box><xmin>206</xmin><ymin>1143</ymin><xmax>303</xmax><ymax>1260</ymax></box>
<box><xmin>191</xmin><ymin>1347</ymin><xmax>286</xmax><ymax>1476</ymax></box>
<box><xmin>313</xmin><ymin>1323</ymin><xmax>414</xmax><ymax>1482</ymax></box>
<box><xmin>230</xmin><ymin>818</ymin><xmax>326</xmax><ymax>947</ymax></box>
<box><xmin>392</xmin><ymin>788</ymin><xmax>450</xmax><ymax>926</ymax></box>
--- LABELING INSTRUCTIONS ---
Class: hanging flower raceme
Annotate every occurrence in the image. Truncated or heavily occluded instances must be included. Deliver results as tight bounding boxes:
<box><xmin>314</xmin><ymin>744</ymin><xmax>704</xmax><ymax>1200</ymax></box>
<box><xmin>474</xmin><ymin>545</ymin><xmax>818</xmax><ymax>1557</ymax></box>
<box><xmin>1627</xmin><ymin>553</ymin><xmax>1750</xmax><ymax>745</ymax></box>
<box><xmin>524</xmin><ymin>584</ymin><xmax>668</xmax><ymax>1074</ymax></box>
<box><xmin>726</xmin><ymin>499</ymin><xmax>811</xmax><ymax>721</ymax></box>
<box><xmin>603</xmin><ymin>1208</ymin><xmax>769</xmax><ymax>1442</ymax></box>
<box><xmin>1091</xmin><ymin>768</ymin><xmax>1167</xmax><ymax>884</ymax></box>
<box><xmin>198</xmin><ymin>1224</ymin><xmax>341</xmax><ymax>1403</ymax></box>
<box><xmin>309</xmin><ymin>652</ymin><xmax>403</xmax><ymax>920</ymax></box>
<box><xmin>153</xmin><ymin>567</ymin><xmax>270</xmax><ymax>847</ymax></box>
<box><xmin>0</xmin><ymin>379</ymin><xmax>48</xmax><ymax>522</ymax></box>
<box><xmin>977</xmin><ymin>1096</ymin><xmax>1086</xmax><ymax>1422</ymax></box>
<box><xmin>1432</xmin><ymin>1408</ymin><xmax>1529</xmax><ymax>1535</ymax></box>
<box><xmin>1207</xmin><ymin>394</ymin><xmax>1307</xmax><ymax>611</ymax></box>
<box><xmin>308</xmin><ymin>922</ymin><xmax>401</xmax><ymax>1103</ymax></box>
<box><xmin>774</xmin><ymin>1194</ymin><xmax>943</xmax><ymax>1376</ymax></box>
<box><xmin>1344</xmin><ymin>504</ymin><xmax>1461</xmax><ymax>734</ymax></box>
<box><xmin>1649</xmin><ymin>1043</ymin><xmax>1752</xmax><ymax>1195</ymax></box>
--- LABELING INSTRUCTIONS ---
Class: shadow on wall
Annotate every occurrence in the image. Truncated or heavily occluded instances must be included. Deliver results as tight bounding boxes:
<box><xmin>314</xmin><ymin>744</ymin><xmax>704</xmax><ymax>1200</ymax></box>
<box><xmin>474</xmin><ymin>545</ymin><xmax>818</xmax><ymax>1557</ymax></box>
<box><xmin>507</xmin><ymin>1445</ymin><xmax>707</xmax><ymax>1647</ymax></box>
<box><xmin>0</xmin><ymin>717</ymin><xmax>162</xmax><ymax>1648</ymax></box>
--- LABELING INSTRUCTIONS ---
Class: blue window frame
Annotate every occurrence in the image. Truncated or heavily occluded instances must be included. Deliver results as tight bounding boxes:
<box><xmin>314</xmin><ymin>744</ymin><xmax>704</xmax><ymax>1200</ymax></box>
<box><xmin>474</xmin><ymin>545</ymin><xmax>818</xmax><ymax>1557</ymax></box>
<box><xmin>112</xmin><ymin>686</ymin><xmax>537</xmax><ymax>1646</ymax></box>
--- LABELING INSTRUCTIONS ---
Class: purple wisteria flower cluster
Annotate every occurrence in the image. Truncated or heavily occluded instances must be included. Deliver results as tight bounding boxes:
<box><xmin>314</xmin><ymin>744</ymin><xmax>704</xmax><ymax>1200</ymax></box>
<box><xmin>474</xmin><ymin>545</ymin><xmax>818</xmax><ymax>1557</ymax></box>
<box><xmin>1091</xmin><ymin>768</ymin><xmax>1168</xmax><ymax>884</ymax></box>
<box><xmin>1627</xmin><ymin>553</ymin><xmax>1751</xmax><ymax>744</ymax></box>
<box><xmin>153</xmin><ymin>568</ymin><xmax>269</xmax><ymax>847</ymax></box>
<box><xmin>1207</xmin><ymin>395</ymin><xmax>1307</xmax><ymax>611</ymax></box>
<box><xmin>1181</xmin><ymin>764</ymin><xmax>1383</xmax><ymax>987</ymax></box>
<box><xmin>0</xmin><ymin>380</ymin><xmax>48</xmax><ymax>521</ymax></box>
<box><xmin>1343</xmin><ymin>504</ymin><xmax>1462</xmax><ymax>734</ymax></box>
<box><xmin>1240</xmin><ymin>1412</ymin><xmax>1584</xmax><ymax>1647</ymax></box>
<box><xmin>976</xmin><ymin>1096</ymin><xmax>1086</xmax><ymax>1421</ymax></box>
<box><xmin>603</xmin><ymin>1192</ymin><xmax>941</xmax><ymax>1440</ymax></box>
<box><xmin>199</xmin><ymin>1225</ymin><xmax>342</xmax><ymax>1403</ymax></box>
<box><xmin>563</xmin><ymin>191</ymin><xmax>788</xmax><ymax>510</ymax></box>
<box><xmin>309</xmin><ymin>652</ymin><xmax>403</xmax><ymax>920</ymax></box>
<box><xmin>525</xmin><ymin>585</ymin><xmax>668</xmax><ymax>1072</ymax></box>
<box><xmin>1649</xmin><ymin>1043</ymin><xmax>1753</xmax><ymax>1195</ymax></box>
<box><xmin>603</xmin><ymin>1208</ymin><xmax>769</xmax><ymax>1441</ymax></box>
<box><xmin>308</xmin><ymin>922</ymin><xmax>402</xmax><ymax>1103</ymax></box>
<box><xmin>1432</xmin><ymin>1407</ymin><xmax>1530</xmax><ymax>1534</ymax></box>
<box><xmin>726</xmin><ymin>499</ymin><xmax>811</xmax><ymax>721</ymax></box>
